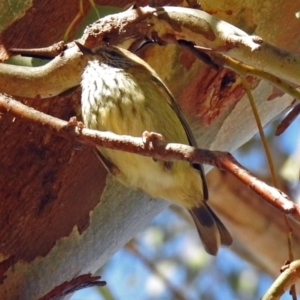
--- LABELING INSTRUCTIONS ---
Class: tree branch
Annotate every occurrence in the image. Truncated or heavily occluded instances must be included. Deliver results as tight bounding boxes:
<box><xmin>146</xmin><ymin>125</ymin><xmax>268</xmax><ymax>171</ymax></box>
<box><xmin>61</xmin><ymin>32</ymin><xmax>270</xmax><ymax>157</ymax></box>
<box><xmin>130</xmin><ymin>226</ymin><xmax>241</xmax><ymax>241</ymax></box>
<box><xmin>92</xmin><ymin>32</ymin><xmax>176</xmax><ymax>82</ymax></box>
<box><xmin>261</xmin><ymin>260</ymin><xmax>300</xmax><ymax>300</ymax></box>
<box><xmin>1</xmin><ymin>6</ymin><xmax>300</xmax><ymax>100</ymax></box>
<box><xmin>81</xmin><ymin>6</ymin><xmax>300</xmax><ymax>86</ymax></box>
<box><xmin>0</xmin><ymin>45</ymin><xmax>95</xmax><ymax>99</ymax></box>
<box><xmin>275</xmin><ymin>103</ymin><xmax>300</xmax><ymax>136</ymax></box>
<box><xmin>1</xmin><ymin>93</ymin><xmax>299</xmax><ymax>223</ymax></box>
<box><xmin>39</xmin><ymin>274</ymin><xmax>106</xmax><ymax>300</ymax></box>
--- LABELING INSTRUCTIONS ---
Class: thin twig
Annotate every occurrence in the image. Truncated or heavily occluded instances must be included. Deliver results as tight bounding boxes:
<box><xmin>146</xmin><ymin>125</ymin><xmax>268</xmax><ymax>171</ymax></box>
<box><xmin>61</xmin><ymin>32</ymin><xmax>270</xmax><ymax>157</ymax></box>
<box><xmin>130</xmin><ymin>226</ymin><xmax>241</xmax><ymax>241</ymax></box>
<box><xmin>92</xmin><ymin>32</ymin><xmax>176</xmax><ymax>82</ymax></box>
<box><xmin>220</xmin><ymin>54</ymin><xmax>300</xmax><ymax>101</ymax></box>
<box><xmin>241</xmin><ymin>77</ymin><xmax>280</xmax><ymax>186</ymax></box>
<box><xmin>39</xmin><ymin>274</ymin><xmax>106</xmax><ymax>300</ymax></box>
<box><xmin>276</xmin><ymin>103</ymin><xmax>300</xmax><ymax>136</ymax></box>
<box><xmin>202</xmin><ymin>51</ymin><xmax>300</xmax><ymax>102</ymax></box>
<box><xmin>241</xmin><ymin>77</ymin><xmax>296</xmax><ymax>299</ymax></box>
<box><xmin>1</xmin><ymin>94</ymin><xmax>300</xmax><ymax>223</ymax></box>
<box><xmin>261</xmin><ymin>260</ymin><xmax>300</xmax><ymax>300</ymax></box>
<box><xmin>10</xmin><ymin>41</ymin><xmax>66</xmax><ymax>59</ymax></box>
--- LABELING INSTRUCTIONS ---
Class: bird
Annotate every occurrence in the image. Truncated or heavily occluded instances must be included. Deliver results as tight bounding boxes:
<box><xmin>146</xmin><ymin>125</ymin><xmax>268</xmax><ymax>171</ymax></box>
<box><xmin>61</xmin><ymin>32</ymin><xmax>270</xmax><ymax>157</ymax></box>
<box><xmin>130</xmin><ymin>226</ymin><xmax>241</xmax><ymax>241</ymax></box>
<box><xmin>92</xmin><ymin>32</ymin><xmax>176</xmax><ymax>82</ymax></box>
<box><xmin>79</xmin><ymin>43</ymin><xmax>232</xmax><ymax>255</ymax></box>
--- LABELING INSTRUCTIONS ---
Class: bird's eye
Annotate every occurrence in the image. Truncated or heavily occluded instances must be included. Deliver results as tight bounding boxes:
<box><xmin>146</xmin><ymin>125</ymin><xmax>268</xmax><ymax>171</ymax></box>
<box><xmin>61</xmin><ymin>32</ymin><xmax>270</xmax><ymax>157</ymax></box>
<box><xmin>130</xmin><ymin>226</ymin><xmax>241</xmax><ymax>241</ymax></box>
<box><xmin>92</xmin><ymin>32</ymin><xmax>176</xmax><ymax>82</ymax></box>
<box><xmin>109</xmin><ymin>50</ymin><xmax>122</xmax><ymax>59</ymax></box>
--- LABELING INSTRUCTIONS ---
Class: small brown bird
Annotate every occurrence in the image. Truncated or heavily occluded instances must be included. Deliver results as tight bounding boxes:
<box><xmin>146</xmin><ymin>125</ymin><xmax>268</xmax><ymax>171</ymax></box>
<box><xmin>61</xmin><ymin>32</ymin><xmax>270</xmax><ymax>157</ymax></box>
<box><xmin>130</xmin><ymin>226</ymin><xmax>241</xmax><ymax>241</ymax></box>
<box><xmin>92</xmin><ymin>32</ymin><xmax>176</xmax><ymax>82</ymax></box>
<box><xmin>80</xmin><ymin>44</ymin><xmax>232</xmax><ymax>255</ymax></box>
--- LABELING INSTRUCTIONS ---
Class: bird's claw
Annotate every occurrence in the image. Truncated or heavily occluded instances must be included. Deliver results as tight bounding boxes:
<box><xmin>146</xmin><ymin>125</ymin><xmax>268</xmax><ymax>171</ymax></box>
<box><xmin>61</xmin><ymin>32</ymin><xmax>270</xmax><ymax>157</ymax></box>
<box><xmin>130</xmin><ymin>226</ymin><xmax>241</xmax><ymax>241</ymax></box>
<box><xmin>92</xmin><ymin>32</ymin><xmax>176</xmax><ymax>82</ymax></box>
<box><xmin>66</xmin><ymin>116</ymin><xmax>84</xmax><ymax>129</ymax></box>
<box><xmin>142</xmin><ymin>131</ymin><xmax>164</xmax><ymax>148</ymax></box>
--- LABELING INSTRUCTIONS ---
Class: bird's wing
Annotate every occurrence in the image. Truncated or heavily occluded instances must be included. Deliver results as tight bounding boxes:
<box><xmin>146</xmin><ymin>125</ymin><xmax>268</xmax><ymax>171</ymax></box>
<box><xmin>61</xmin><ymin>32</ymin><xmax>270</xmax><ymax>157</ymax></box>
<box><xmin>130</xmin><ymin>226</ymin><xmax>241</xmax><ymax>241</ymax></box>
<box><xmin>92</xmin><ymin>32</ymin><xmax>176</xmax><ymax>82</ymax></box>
<box><xmin>150</xmin><ymin>74</ymin><xmax>209</xmax><ymax>200</ymax></box>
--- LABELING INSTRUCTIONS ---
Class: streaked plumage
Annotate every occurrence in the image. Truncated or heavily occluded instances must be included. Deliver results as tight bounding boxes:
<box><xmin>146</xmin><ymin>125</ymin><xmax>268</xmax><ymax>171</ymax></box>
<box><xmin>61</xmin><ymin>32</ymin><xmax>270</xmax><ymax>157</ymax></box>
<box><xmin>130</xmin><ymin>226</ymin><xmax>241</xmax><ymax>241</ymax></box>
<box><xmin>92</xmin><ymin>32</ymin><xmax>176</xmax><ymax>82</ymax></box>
<box><xmin>80</xmin><ymin>45</ymin><xmax>232</xmax><ymax>255</ymax></box>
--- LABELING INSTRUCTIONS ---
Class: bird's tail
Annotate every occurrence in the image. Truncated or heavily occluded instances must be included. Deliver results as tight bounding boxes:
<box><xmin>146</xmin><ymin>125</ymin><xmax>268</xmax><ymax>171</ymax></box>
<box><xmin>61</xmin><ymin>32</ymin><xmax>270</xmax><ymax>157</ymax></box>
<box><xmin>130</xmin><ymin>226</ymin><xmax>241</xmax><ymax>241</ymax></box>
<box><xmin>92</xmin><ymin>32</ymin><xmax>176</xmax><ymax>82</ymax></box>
<box><xmin>189</xmin><ymin>204</ymin><xmax>232</xmax><ymax>255</ymax></box>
